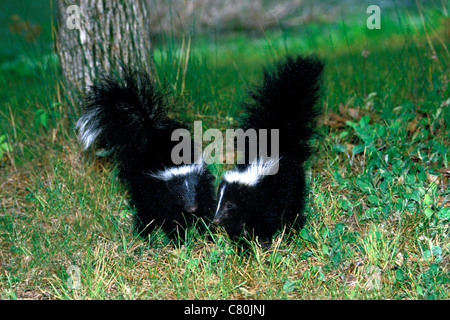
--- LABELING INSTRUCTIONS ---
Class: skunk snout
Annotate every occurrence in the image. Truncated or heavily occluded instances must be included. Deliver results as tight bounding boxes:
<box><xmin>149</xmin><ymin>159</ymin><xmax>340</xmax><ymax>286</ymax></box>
<box><xmin>212</xmin><ymin>213</ymin><xmax>223</xmax><ymax>226</ymax></box>
<box><xmin>184</xmin><ymin>204</ymin><xmax>198</xmax><ymax>213</ymax></box>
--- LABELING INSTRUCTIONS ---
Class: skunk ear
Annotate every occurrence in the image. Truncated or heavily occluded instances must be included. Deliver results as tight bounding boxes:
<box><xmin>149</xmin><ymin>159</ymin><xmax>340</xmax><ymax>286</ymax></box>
<box><xmin>193</xmin><ymin>151</ymin><xmax>213</xmax><ymax>172</ymax></box>
<box><xmin>191</xmin><ymin>156</ymin><xmax>207</xmax><ymax>175</ymax></box>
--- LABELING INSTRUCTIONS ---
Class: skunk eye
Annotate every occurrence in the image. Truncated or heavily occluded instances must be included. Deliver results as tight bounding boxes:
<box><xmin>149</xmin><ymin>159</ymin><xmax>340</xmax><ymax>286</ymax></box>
<box><xmin>178</xmin><ymin>195</ymin><xmax>183</xmax><ymax>200</ymax></box>
<box><xmin>227</xmin><ymin>204</ymin><xmax>233</xmax><ymax>209</ymax></box>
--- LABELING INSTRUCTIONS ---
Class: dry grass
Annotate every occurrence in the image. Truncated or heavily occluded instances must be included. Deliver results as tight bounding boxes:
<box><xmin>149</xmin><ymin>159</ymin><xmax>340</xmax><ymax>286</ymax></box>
<box><xmin>1</xmin><ymin>133</ymin><xmax>448</xmax><ymax>300</ymax></box>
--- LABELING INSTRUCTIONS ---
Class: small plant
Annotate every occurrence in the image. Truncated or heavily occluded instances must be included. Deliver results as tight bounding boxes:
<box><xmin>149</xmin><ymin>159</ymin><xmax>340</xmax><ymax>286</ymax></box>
<box><xmin>33</xmin><ymin>105</ymin><xmax>61</xmax><ymax>130</ymax></box>
<box><xmin>0</xmin><ymin>134</ymin><xmax>12</xmax><ymax>160</ymax></box>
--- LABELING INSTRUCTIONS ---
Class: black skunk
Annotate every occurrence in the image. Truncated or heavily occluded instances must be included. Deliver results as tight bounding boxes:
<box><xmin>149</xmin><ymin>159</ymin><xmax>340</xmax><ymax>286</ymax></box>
<box><xmin>76</xmin><ymin>69</ymin><xmax>215</xmax><ymax>241</ymax></box>
<box><xmin>213</xmin><ymin>55</ymin><xmax>324</xmax><ymax>248</ymax></box>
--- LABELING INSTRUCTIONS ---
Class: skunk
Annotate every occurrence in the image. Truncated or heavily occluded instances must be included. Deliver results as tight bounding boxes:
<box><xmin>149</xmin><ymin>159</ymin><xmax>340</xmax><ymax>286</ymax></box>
<box><xmin>76</xmin><ymin>69</ymin><xmax>215</xmax><ymax>241</ymax></box>
<box><xmin>213</xmin><ymin>55</ymin><xmax>324</xmax><ymax>248</ymax></box>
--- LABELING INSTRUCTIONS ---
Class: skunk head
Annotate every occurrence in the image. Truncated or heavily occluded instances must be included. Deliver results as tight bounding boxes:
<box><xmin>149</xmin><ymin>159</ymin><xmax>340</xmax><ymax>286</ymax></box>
<box><xmin>213</xmin><ymin>158</ymin><xmax>279</xmax><ymax>238</ymax></box>
<box><xmin>165</xmin><ymin>172</ymin><xmax>200</xmax><ymax>214</ymax></box>
<box><xmin>213</xmin><ymin>180</ymin><xmax>256</xmax><ymax>238</ymax></box>
<box><xmin>149</xmin><ymin>163</ymin><xmax>212</xmax><ymax>218</ymax></box>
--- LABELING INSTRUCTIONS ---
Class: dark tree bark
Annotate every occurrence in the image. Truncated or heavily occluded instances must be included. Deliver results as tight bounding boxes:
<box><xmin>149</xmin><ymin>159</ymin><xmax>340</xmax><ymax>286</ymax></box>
<box><xmin>56</xmin><ymin>0</ymin><xmax>152</xmax><ymax>102</ymax></box>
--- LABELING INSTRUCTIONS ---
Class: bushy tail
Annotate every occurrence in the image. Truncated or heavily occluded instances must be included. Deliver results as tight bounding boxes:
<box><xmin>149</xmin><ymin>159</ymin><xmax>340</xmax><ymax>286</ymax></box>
<box><xmin>239</xmin><ymin>55</ymin><xmax>324</xmax><ymax>159</ymax></box>
<box><xmin>76</xmin><ymin>69</ymin><xmax>182</xmax><ymax>168</ymax></box>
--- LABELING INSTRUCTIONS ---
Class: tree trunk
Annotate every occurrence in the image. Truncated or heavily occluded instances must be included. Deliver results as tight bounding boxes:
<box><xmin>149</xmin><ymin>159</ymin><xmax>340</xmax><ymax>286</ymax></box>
<box><xmin>56</xmin><ymin>0</ymin><xmax>152</xmax><ymax>104</ymax></box>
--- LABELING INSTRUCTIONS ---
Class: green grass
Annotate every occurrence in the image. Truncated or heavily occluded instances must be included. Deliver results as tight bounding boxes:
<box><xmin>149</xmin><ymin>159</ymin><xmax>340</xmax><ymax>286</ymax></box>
<box><xmin>0</xmin><ymin>2</ymin><xmax>449</xmax><ymax>299</ymax></box>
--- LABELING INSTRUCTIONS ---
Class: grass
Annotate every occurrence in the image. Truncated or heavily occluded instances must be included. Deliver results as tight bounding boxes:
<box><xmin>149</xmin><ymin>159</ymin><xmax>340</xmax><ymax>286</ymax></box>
<box><xmin>0</xmin><ymin>1</ymin><xmax>449</xmax><ymax>299</ymax></box>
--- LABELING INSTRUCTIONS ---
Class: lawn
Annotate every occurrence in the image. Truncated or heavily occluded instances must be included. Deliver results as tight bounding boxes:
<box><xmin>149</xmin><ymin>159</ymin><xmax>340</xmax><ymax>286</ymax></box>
<box><xmin>0</xmin><ymin>1</ymin><xmax>449</xmax><ymax>299</ymax></box>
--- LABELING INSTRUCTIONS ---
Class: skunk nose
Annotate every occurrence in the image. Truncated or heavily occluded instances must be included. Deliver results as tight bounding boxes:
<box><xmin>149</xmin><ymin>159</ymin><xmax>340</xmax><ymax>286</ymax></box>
<box><xmin>213</xmin><ymin>218</ymin><xmax>221</xmax><ymax>225</ymax></box>
<box><xmin>186</xmin><ymin>206</ymin><xmax>198</xmax><ymax>213</ymax></box>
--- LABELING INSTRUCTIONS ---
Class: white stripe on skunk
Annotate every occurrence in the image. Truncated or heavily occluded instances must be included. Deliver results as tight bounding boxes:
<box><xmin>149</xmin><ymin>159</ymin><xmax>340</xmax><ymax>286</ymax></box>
<box><xmin>215</xmin><ymin>185</ymin><xmax>226</xmax><ymax>216</ymax></box>
<box><xmin>223</xmin><ymin>157</ymin><xmax>280</xmax><ymax>186</ymax></box>
<box><xmin>148</xmin><ymin>163</ymin><xmax>205</xmax><ymax>181</ymax></box>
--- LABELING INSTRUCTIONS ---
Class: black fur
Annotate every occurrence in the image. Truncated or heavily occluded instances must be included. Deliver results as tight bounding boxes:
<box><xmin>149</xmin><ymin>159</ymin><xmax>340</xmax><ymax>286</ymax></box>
<box><xmin>213</xmin><ymin>55</ymin><xmax>324</xmax><ymax>248</ymax></box>
<box><xmin>77</xmin><ymin>69</ymin><xmax>215</xmax><ymax>241</ymax></box>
